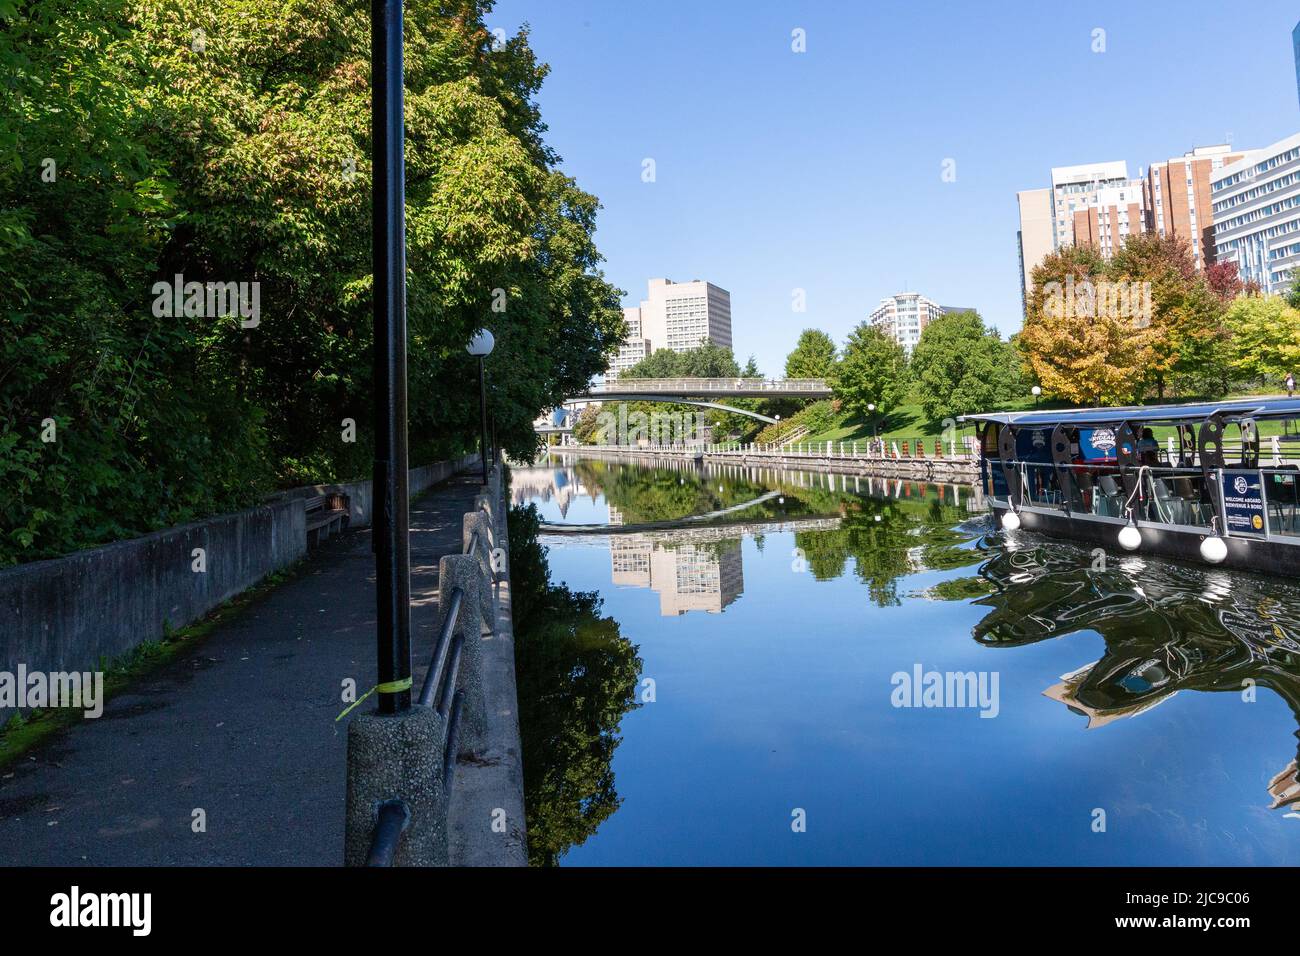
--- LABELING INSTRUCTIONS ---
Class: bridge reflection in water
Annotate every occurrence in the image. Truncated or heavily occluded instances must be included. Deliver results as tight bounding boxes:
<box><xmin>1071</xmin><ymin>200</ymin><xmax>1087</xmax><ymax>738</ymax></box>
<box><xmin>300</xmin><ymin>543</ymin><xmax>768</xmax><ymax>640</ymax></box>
<box><xmin>513</xmin><ymin>455</ymin><xmax>977</xmax><ymax>617</ymax></box>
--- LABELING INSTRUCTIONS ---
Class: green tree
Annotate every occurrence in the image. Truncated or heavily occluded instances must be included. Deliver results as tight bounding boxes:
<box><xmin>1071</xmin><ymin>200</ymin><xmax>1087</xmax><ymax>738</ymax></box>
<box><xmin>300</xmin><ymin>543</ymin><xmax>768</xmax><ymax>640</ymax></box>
<box><xmin>1223</xmin><ymin>294</ymin><xmax>1300</xmax><ymax>384</ymax></box>
<box><xmin>784</xmin><ymin>329</ymin><xmax>837</xmax><ymax>379</ymax></box>
<box><xmin>833</xmin><ymin>323</ymin><xmax>908</xmax><ymax>422</ymax></box>
<box><xmin>1108</xmin><ymin>233</ymin><xmax>1227</xmax><ymax>398</ymax></box>
<box><xmin>1019</xmin><ymin>245</ymin><xmax>1155</xmax><ymax>405</ymax></box>
<box><xmin>1</xmin><ymin>0</ymin><xmax>624</xmax><ymax>565</ymax></box>
<box><xmin>909</xmin><ymin>311</ymin><xmax>1022</xmax><ymax>421</ymax></box>
<box><xmin>571</xmin><ymin>404</ymin><xmax>604</xmax><ymax>445</ymax></box>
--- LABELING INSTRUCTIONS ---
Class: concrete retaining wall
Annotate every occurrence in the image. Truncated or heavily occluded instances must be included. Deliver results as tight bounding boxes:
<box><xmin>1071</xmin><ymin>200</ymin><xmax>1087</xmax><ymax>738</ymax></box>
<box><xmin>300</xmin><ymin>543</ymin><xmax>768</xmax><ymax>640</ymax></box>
<box><xmin>269</xmin><ymin>454</ymin><xmax>480</xmax><ymax>530</ymax></box>
<box><xmin>0</xmin><ymin>453</ymin><xmax>480</xmax><ymax>725</ymax></box>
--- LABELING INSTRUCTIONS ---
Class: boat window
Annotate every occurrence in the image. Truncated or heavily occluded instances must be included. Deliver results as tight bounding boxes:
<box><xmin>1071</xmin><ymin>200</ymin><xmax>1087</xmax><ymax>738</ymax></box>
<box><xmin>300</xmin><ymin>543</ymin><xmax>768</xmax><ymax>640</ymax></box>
<box><xmin>981</xmin><ymin>423</ymin><xmax>1000</xmax><ymax>458</ymax></box>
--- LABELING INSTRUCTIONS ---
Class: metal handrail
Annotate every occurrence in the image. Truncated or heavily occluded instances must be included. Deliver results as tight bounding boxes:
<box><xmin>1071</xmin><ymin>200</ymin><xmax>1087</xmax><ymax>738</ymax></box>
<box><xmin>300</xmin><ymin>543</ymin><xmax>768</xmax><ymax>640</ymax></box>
<box><xmin>418</xmin><ymin>586</ymin><xmax>463</xmax><ymax>708</ymax></box>
<box><xmin>366</xmin><ymin>799</ymin><xmax>411</xmax><ymax>867</ymax></box>
<box><xmin>359</xmin><ymin>469</ymin><xmax>499</xmax><ymax>867</ymax></box>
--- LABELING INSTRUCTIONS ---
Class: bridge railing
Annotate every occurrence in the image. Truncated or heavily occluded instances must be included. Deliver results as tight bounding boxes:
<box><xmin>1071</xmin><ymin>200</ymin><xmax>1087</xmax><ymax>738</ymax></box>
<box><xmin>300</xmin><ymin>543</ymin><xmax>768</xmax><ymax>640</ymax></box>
<box><xmin>590</xmin><ymin>377</ymin><xmax>830</xmax><ymax>393</ymax></box>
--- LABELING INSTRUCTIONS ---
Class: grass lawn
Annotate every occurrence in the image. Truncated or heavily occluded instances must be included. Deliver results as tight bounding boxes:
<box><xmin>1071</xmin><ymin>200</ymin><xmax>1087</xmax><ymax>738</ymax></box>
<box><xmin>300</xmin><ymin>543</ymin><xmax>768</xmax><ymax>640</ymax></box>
<box><xmin>804</xmin><ymin>398</ymin><xmax>1050</xmax><ymax>448</ymax></box>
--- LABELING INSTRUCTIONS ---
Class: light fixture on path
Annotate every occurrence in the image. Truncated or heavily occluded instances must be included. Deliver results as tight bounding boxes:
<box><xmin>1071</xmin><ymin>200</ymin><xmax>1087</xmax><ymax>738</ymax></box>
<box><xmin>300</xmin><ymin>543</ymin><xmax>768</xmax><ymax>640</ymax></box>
<box><xmin>466</xmin><ymin>329</ymin><xmax>495</xmax><ymax>484</ymax></box>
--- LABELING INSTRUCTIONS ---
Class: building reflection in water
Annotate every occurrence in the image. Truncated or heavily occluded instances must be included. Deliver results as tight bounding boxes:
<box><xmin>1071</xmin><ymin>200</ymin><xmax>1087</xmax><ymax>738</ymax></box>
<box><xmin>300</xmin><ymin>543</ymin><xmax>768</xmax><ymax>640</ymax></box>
<box><xmin>607</xmin><ymin>506</ymin><xmax>744</xmax><ymax>616</ymax></box>
<box><xmin>970</xmin><ymin>544</ymin><xmax>1300</xmax><ymax>815</ymax></box>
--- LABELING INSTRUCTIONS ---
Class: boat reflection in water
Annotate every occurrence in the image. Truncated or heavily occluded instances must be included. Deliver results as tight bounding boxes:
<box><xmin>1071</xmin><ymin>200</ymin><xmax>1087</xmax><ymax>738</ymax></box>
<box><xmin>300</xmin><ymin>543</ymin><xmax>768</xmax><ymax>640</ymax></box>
<box><xmin>969</xmin><ymin>538</ymin><xmax>1300</xmax><ymax>814</ymax></box>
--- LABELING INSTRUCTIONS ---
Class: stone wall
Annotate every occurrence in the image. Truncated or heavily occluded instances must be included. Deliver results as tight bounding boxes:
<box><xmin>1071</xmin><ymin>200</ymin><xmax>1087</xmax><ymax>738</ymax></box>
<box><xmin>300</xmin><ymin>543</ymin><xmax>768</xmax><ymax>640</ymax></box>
<box><xmin>0</xmin><ymin>454</ymin><xmax>480</xmax><ymax>725</ymax></box>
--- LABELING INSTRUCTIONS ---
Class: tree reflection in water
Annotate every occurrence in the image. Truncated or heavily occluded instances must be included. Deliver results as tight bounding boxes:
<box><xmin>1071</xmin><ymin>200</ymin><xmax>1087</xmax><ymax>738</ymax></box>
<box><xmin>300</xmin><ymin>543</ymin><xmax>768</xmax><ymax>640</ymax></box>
<box><xmin>508</xmin><ymin>504</ymin><xmax>642</xmax><ymax>866</ymax></box>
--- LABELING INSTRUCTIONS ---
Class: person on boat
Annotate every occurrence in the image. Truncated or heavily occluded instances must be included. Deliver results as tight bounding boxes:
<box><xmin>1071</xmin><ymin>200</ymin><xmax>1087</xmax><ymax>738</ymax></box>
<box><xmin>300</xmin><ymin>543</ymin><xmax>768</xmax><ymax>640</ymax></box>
<box><xmin>1137</xmin><ymin>427</ymin><xmax>1160</xmax><ymax>466</ymax></box>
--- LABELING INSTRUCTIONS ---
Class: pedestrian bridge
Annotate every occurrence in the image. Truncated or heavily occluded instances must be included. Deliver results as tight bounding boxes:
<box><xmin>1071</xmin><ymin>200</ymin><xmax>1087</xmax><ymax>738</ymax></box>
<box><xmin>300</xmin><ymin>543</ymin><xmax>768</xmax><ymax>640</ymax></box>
<box><xmin>561</xmin><ymin>377</ymin><xmax>832</xmax><ymax>426</ymax></box>
<box><xmin>580</xmin><ymin>377</ymin><xmax>832</xmax><ymax>400</ymax></box>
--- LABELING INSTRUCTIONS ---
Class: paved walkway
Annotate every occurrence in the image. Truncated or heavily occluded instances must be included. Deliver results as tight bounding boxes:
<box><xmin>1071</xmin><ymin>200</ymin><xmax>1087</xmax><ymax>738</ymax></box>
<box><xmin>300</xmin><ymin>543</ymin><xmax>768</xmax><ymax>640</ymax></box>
<box><xmin>0</xmin><ymin>473</ymin><xmax>487</xmax><ymax>866</ymax></box>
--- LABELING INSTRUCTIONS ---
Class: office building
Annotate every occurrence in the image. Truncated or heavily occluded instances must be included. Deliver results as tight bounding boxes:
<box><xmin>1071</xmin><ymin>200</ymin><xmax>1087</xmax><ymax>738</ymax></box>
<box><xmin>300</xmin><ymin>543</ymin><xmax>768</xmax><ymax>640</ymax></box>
<box><xmin>1211</xmin><ymin>132</ymin><xmax>1300</xmax><ymax>295</ymax></box>
<box><xmin>1016</xmin><ymin>160</ymin><xmax>1137</xmax><ymax>301</ymax></box>
<box><xmin>868</xmin><ymin>292</ymin><xmax>974</xmax><ymax>353</ymax></box>
<box><xmin>1017</xmin><ymin>148</ymin><xmax>1250</xmax><ymax>308</ymax></box>
<box><xmin>605</xmin><ymin>277</ymin><xmax>733</xmax><ymax>379</ymax></box>
<box><xmin>1143</xmin><ymin>144</ymin><xmax>1245</xmax><ymax>267</ymax></box>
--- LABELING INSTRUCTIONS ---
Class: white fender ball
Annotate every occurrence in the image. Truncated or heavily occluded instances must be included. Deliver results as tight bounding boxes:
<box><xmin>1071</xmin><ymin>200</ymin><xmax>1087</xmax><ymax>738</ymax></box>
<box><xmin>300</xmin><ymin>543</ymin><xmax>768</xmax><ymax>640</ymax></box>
<box><xmin>1200</xmin><ymin>535</ymin><xmax>1228</xmax><ymax>564</ymax></box>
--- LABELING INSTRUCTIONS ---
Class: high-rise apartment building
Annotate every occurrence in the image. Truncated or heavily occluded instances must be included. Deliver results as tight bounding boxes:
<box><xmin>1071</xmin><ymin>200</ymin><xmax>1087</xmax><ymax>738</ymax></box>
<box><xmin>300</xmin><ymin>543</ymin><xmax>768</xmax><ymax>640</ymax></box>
<box><xmin>1070</xmin><ymin>182</ymin><xmax>1144</xmax><ymax>259</ymax></box>
<box><xmin>1050</xmin><ymin>161</ymin><xmax>1134</xmax><ymax>251</ymax></box>
<box><xmin>1210</xmin><ymin>132</ymin><xmax>1300</xmax><ymax>295</ymax></box>
<box><xmin>1016</xmin><ymin>188</ymin><xmax>1054</xmax><ymax>307</ymax></box>
<box><xmin>1016</xmin><ymin>161</ymin><xmax>1137</xmax><ymax>302</ymax></box>
<box><xmin>868</xmin><ymin>292</ymin><xmax>973</xmax><ymax>353</ymax></box>
<box><xmin>1143</xmin><ymin>145</ymin><xmax>1245</xmax><ymax>267</ymax></box>
<box><xmin>607</xmin><ymin>307</ymin><xmax>651</xmax><ymax>381</ymax></box>
<box><xmin>605</xmin><ymin>277</ymin><xmax>733</xmax><ymax>379</ymax></box>
<box><xmin>1017</xmin><ymin>147</ymin><xmax>1250</xmax><ymax>310</ymax></box>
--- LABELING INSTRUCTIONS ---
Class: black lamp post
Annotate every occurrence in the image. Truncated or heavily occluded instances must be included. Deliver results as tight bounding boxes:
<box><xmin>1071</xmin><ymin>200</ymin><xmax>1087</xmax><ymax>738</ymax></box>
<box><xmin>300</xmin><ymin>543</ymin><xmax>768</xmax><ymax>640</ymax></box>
<box><xmin>467</xmin><ymin>329</ymin><xmax>495</xmax><ymax>485</ymax></box>
<box><xmin>371</xmin><ymin>0</ymin><xmax>411</xmax><ymax>714</ymax></box>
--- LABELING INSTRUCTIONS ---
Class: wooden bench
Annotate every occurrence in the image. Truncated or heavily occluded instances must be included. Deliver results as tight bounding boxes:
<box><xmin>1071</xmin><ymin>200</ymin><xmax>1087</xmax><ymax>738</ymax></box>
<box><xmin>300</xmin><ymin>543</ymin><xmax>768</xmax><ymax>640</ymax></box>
<box><xmin>306</xmin><ymin>492</ymin><xmax>350</xmax><ymax>548</ymax></box>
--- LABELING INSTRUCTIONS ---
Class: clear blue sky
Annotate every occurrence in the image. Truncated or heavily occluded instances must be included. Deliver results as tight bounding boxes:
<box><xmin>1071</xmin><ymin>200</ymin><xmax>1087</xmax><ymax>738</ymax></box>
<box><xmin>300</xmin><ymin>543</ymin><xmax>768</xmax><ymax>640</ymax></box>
<box><xmin>490</xmin><ymin>0</ymin><xmax>1300</xmax><ymax>375</ymax></box>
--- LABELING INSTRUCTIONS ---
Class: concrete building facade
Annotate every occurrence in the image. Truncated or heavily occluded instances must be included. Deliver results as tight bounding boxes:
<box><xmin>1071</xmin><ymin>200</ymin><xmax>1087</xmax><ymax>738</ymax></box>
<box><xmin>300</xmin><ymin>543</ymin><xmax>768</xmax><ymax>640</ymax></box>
<box><xmin>1211</xmin><ymin>132</ymin><xmax>1300</xmax><ymax>295</ymax></box>
<box><xmin>1016</xmin><ymin>160</ymin><xmax>1136</xmax><ymax>303</ymax></box>
<box><xmin>606</xmin><ymin>278</ymin><xmax>733</xmax><ymax>379</ymax></box>
<box><xmin>607</xmin><ymin>306</ymin><xmax>651</xmax><ymax>381</ymax></box>
<box><xmin>1016</xmin><ymin>187</ymin><xmax>1054</xmax><ymax>307</ymax></box>
<box><xmin>1143</xmin><ymin>144</ymin><xmax>1245</xmax><ymax>267</ymax></box>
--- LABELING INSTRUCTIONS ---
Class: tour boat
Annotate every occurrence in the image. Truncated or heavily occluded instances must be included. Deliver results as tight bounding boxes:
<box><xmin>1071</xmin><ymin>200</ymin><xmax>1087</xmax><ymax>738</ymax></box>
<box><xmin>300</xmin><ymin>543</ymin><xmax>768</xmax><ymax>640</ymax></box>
<box><xmin>961</xmin><ymin>397</ymin><xmax>1300</xmax><ymax>575</ymax></box>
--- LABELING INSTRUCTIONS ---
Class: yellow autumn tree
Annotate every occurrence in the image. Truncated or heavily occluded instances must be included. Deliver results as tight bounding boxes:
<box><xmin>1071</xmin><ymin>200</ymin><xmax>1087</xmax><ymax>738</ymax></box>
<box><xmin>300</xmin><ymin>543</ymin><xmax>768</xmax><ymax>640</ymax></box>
<box><xmin>1020</xmin><ymin>246</ymin><xmax>1157</xmax><ymax>406</ymax></box>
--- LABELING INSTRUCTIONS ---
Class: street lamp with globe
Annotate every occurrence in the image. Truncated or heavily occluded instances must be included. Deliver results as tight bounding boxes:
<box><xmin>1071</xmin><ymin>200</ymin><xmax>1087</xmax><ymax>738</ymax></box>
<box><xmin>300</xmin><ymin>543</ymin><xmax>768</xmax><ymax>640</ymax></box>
<box><xmin>466</xmin><ymin>329</ymin><xmax>495</xmax><ymax>484</ymax></box>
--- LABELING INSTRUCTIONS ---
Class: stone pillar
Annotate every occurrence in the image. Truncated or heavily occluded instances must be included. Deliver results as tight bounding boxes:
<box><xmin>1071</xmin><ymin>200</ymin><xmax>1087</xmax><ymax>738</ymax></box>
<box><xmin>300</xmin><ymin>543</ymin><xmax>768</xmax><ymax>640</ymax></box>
<box><xmin>436</xmin><ymin>553</ymin><xmax>488</xmax><ymax>753</ymax></box>
<box><xmin>344</xmin><ymin>705</ymin><xmax>448</xmax><ymax>866</ymax></box>
<box><xmin>462</xmin><ymin>511</ymin><xmax>496</xmax><ymax>630</ymax></box>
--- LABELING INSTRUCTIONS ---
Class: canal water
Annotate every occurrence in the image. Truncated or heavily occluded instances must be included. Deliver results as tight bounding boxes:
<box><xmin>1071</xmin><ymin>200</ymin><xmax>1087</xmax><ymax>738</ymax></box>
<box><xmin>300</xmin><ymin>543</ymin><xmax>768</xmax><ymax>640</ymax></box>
<box><xmin>511</xmin><ymin>453</ymin><xmax>1300</xmax><ymax>866</ymax></box>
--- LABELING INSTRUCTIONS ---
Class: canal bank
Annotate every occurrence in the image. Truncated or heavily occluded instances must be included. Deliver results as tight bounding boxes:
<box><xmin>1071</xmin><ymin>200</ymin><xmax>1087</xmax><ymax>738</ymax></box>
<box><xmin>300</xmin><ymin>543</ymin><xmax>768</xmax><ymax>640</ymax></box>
<box><xmin>0</xmin><ymin>469</ymin><xmax>525</xmax><ymax>867</ymax></box>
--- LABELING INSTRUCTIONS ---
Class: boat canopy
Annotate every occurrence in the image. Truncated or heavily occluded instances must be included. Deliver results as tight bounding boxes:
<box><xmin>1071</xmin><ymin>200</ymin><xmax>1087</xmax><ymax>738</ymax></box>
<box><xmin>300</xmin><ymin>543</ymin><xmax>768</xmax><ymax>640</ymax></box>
<box><xmin>959</xmin><ymin>397</ymin><xmax>1300</xmax><ymax>428</ymax></box>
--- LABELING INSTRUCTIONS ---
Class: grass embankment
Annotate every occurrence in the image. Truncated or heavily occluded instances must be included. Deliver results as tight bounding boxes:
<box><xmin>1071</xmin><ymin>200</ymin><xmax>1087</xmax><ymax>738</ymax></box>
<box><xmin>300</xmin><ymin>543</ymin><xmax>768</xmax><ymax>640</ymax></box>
<box><xmin>798</xmin><ymin>388</ymin><xmax>1300</xmax><ymax>449</ymax></box>
<box><xmin>0</xmin><ymin>561</ymin><xmax>305</xmax><ymax>769</ymax></box>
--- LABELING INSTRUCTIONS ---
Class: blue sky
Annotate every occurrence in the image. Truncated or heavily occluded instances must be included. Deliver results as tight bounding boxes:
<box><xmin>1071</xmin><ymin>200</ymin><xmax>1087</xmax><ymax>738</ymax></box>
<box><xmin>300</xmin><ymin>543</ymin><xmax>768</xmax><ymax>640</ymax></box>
<box><xmin>489</xmin><ymin>0</ymin><xmax>1300</xmax><ymax>375</ymax></box>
